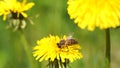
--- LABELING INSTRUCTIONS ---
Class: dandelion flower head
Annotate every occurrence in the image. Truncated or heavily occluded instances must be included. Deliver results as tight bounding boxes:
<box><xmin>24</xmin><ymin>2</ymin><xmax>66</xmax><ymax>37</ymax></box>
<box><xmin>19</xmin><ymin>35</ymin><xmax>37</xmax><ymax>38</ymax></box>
<box><xmin>67</xmin><ymin>0</ymin><xmax>120</xmax><ymax>31</ymax></box>
<box><xmin>0</xmin><ymin>0</ymin><xmax>35</xmax><ymax>20</ymax></box>
<box><xmin>33</xmin><ymin>35</ymin><xmax>83</xmax><ymax>63</ymax></box>
<box><xmin>0</xmin><ymin>0</ymin><xmax>35</xmax><ymax>31</ymax></box>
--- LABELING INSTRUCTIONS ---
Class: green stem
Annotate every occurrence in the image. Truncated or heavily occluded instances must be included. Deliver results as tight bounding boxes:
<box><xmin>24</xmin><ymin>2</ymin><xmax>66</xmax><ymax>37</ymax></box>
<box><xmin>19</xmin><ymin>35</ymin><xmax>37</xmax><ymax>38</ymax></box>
<box><xmin>49</xmin><ymin>59</ymin><xmax>67</xmax><ymax>68</ymax></box>
<box><xmin>49</xmin><ymin>60</ymin><xmax>53</xmax><ymax>68</ymax></box>
<box><xmin>105</xmin><ymin>29</ymin><xmax>111</xmax><ymax>68</ymax></box>
<box><xmin>11</xmin><ymin>33</ymin><xmax>22</xmax><ymax>68</ymax></box>
<box><xmin>20</xmin><ymin>32</ymin><xmax>34</xmax><ymax>68</ymax></box>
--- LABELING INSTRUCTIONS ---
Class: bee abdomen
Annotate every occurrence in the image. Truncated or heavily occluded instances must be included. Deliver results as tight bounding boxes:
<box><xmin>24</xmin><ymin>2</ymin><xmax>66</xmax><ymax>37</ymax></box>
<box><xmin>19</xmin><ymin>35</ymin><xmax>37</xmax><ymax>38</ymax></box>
<box><xmin>65</xmin><ymin>39</ymin><xmax>78</xmax><ymax>45</ymax></box>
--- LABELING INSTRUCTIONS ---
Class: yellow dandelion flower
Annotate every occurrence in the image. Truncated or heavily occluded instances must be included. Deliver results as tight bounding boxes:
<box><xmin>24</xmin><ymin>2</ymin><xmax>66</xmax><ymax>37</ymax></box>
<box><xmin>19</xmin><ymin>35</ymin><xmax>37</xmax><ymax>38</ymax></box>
<box><xmin>0</xmin><ymin>0</ymin><xmax>34</xmax><ymax>31</ymax></box>
<box><xmin>33</xmin><ymin>35</ymin><xmax>83</xmax><ymax>63</ymax></box>
<box><xmin>0</xmin><ymin>0</ymin><xmax>34</xmax><ymax>20</ymax></box>
<box><xmin>67</xmin><ymin>0</ymin><xmax>120</xmax><ymax>31</ymax></box>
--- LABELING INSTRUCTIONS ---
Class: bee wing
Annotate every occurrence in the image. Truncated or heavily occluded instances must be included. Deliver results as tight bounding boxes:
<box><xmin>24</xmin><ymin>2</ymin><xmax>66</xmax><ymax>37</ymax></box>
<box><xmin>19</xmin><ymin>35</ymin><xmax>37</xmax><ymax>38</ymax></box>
<box><xmin>66</xmin><ymin>33</ymin><xmax>74</xmax><ymax>39</ymax></box>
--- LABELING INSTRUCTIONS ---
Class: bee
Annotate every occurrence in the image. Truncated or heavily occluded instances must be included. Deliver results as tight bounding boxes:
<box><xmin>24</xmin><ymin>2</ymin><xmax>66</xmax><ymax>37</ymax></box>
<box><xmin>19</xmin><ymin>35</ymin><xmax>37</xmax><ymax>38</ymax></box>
<box><xmin>57</xmin><ymin>35</ymin><xmax>78</xmax><ymax>48</ymax></box>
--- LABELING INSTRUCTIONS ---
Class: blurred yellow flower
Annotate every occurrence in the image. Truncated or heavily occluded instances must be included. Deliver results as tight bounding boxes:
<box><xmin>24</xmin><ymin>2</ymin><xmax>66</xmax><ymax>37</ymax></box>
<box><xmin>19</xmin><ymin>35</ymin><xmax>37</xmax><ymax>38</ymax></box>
<box><xmin>0</xmin><ymin>0</ymin><xmax>34</xmax><ymax>20</ymax></box>
<box><xmin>33</xmin><ymin>35</ymin><xmax>83</xmax><ymax>63</ymax></box>
<box><xmin>67</xmin><ymin>0</ymin><xmax>120</xmax><ymax>31</ymax></box>
<box><xmin>0</xmin><ymin>0</ymin><xmax>34</xmax><ymax>31</ymax></box>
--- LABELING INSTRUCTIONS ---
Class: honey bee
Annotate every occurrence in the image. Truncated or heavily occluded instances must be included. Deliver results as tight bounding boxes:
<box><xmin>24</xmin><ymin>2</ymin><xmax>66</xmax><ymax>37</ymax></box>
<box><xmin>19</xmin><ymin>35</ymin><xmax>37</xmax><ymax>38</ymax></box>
<box><xmin>57</xmin><ymin>35</ymin><xmax>78</xmax><ymax>48</ymax></box>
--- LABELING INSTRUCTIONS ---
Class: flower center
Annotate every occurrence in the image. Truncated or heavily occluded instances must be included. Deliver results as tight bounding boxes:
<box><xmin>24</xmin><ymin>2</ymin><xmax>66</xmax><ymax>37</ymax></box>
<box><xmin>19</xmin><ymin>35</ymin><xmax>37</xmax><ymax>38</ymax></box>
<box><xmin>11</xmin><ymin>12</ymin><xmax>24</xmax><ymax>20</ymax></box>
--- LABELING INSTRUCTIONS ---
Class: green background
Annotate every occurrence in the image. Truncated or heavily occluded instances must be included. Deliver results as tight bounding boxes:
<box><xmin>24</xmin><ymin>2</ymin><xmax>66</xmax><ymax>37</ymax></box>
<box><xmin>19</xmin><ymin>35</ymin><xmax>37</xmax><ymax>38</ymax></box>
<box><xmin>0</xmin><ymin>0</ymin><xmax>120</xmax><ymax>68</ymax></box>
